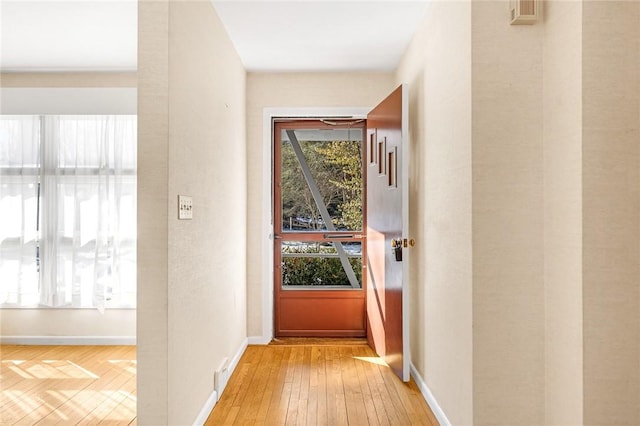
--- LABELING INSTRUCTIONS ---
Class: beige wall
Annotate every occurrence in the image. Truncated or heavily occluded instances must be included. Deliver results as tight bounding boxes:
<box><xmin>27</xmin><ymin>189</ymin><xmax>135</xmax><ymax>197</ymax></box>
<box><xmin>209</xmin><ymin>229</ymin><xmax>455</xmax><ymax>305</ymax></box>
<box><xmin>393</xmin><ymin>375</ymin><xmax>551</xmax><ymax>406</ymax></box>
<box><xmin>398</xmin><ymin>1</ymin><xmax>636</xmax><ymax>425</ymax></box>
<box><xmin>138</xmin><ymin>0</ymin><xmax>169</xmax><ymax>423</ymax></box>
<box><xmin>396</xmin><ymin>1</ymin><xmax>546</xmax><ymax>423</ymax></box>
<box><xmin>138</xmin><ymin>1</ymin><xmax>246</xmax><ymax>424</ymax></box>
<box><xmin>543</xmin><ymin>1</ymin><xmax>584</xmax><ymax>424</ymax></box>
<box><xmin>582</xmin><ymin>2</ymin><xmax>640</xmax><ymax>424</ymax></box>
<box><xmin>543</xmin><ymin>2</ymin><xmax>640</xmax><ymax>424</ymax></box>
<box><xmin>0</xmin><ymin>309</ymin><xmax>135</xmax><ymax>340</ymax></box>
<box><xmin>245</xmin><ymin>72</ymin><xmax>394</xmax><ymax>337</ymax></box>
<box><xmin>471</xmin><ymin>2</ymin><xmax>545</xmax><ymax>424</ymax></box>
<box><xmin>395</xmin><ymin>1</ymin><xmax>473</xmax><ymax>425</ymax></box>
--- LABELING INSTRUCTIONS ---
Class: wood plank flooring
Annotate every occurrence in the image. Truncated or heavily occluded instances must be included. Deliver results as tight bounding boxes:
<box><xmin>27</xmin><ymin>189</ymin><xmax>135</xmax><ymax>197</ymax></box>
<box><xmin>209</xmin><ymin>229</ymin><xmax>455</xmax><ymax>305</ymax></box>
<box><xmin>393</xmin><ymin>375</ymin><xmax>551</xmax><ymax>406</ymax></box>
<box><xmin>206</xmin><ymin>341</ymin><xmax>439</xmax><ymax>425</ymax></box>
<box><xmin>0</xmin><ymin>345</ymin><xmax>136</xmax><ymax>425</ymax></box>
<box><xmin>2</xmin><ymin>341</ymin><xmax>437</xmax><ymax>425</ymax></box>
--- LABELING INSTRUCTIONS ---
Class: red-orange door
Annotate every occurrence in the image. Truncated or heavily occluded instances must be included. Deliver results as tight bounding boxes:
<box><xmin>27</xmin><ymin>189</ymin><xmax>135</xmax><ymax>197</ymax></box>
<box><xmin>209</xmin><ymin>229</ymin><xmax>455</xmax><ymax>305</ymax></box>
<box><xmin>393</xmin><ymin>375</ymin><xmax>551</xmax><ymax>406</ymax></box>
<box><xmin>366</xmin><ymin>85</ymin><xmax>410</xmax><ymax>381</ymax></box>
<box><xmin>273</xmin><ymin>119</ymin><xmax>367</xmax><ymax>337</ymax></box>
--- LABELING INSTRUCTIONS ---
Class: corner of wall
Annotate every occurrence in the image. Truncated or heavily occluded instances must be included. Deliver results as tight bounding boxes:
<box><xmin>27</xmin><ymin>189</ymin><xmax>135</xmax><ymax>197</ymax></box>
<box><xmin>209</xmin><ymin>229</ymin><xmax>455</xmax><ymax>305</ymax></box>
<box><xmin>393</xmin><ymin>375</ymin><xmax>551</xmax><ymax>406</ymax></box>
<box><xmin>394</xmin><ymin>1</ymin><xmax>473</xmax><ymax>425</ymax></box>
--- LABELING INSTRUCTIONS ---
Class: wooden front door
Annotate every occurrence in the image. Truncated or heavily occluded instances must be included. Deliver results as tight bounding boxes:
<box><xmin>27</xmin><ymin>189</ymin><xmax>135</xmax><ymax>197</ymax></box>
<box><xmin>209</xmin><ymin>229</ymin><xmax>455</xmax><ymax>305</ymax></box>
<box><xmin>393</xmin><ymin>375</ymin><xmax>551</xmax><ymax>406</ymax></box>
<box><xmin>366</xmin><ymin>85</ymin><xmax>411</xmax><ymax>381</ymax></box>
<box><xmin>274</xmin><ymin>119</ymin><xmax>367</xmax><ymax>337</ymax></box>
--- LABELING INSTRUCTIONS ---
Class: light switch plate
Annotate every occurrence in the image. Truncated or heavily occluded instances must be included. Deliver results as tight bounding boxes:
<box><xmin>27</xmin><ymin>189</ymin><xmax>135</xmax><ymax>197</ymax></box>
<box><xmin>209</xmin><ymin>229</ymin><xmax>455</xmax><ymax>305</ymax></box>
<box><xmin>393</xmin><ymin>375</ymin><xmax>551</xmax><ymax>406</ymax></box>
<box><xmin>178</xmin><ymin>195</ymin><xmax>193</xmax><ymax>220</ymax></box>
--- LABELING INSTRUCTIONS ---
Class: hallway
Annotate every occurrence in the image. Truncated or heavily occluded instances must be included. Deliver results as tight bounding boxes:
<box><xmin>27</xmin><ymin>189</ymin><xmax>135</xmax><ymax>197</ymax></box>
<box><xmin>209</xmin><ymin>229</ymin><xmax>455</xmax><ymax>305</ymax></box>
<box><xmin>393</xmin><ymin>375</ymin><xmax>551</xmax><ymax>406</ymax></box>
<box><xmin>206</xmin><ymin>340</ymin><xmax>437</xmax><ymax>425</ymax></box>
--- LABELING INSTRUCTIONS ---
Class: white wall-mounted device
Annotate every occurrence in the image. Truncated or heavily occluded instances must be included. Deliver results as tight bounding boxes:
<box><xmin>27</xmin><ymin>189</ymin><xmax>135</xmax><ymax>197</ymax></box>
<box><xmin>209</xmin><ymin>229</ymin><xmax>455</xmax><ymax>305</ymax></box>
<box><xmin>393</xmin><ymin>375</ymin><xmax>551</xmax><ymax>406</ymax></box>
<box><xmin>178</xmin><ymin>195</ymin><xmax>193</xmax><ymax>220</ymax></box>
<box><xmin>510</xmin><ymin>0</ymin><xmax>538</xmax><ymax>25</ymax></box>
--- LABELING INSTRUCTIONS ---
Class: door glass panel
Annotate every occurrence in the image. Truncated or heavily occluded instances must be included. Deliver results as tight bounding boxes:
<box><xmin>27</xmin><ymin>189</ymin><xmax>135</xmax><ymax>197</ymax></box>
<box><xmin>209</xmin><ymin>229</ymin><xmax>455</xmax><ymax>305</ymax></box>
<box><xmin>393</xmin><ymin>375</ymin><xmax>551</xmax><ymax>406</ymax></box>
<box><xmin>280</xmin><ymin>128</ymin><xmax>363</xmax><ymax>232</ymax></box>
<box><xmin>281</xmin><ymin>241</ymin><xmax>362</xmax><ymax>288</ymax></box>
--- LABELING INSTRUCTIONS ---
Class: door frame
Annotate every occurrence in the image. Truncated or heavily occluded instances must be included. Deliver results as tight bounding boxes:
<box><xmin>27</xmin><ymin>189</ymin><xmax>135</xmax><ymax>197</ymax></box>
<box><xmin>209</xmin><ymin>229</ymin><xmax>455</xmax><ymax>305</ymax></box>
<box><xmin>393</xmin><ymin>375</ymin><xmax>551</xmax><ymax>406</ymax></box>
<box><xmin>273</xmin><ymin>119</ymin><xmax>368</xmax><ymax>337</ymax></box>
<box><xmin>254</xmin><ymin>107</ymin><xmax>370</xmax><ymax>344</ymax></box>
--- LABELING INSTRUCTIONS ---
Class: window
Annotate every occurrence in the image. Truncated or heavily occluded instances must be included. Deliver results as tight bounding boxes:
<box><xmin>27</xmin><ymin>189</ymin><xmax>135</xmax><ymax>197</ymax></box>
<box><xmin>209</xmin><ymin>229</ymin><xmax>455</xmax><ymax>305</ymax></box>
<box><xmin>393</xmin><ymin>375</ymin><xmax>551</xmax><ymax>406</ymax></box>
<box><xmin>0</xmin><ymin>115</ymin><xmax>137</xmax><ymax>310</ymax></box>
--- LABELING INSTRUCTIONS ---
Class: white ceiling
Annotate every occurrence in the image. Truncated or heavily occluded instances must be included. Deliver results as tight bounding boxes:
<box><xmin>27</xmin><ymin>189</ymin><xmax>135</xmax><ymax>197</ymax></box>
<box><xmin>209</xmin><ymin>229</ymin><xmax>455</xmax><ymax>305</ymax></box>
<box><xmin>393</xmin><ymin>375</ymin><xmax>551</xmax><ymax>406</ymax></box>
<box><xmin>0</xmin><ymin>0</ymin><xmax>429</xmax><ymax>73</ymax></box>
<box><xmin>1</xmin><ymin>1</ymin><xmax>138</xmax><ymax>72</ymax></box>
<box><xmin>211</xmin><ymin>1</ymin><xmax>431</xmax><ymax>72</ymax></box>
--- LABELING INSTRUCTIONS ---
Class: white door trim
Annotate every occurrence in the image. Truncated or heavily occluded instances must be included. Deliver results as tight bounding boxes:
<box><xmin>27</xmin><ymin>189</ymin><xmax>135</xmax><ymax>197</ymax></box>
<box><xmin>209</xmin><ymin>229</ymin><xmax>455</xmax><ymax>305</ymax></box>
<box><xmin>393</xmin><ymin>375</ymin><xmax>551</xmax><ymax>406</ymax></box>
<box><xmin>255</xmin><ymin>107</ymin><xmax>370</xmax><ymax>344</ymax></box>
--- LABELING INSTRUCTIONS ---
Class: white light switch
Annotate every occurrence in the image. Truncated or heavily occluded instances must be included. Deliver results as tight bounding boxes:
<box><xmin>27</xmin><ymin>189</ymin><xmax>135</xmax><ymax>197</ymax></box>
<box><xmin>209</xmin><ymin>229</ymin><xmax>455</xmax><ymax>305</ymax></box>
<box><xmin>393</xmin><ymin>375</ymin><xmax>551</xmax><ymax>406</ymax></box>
<box><xmin>178</xmin><ymin>195</ymin><xmax>193</xmax><ymax>220</ymax></box>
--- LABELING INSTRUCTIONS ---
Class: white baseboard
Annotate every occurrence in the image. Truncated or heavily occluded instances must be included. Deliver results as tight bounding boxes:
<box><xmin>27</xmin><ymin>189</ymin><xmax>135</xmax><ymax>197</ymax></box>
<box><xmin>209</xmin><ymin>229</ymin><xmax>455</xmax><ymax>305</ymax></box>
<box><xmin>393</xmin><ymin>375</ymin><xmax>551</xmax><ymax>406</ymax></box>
<box><xmin>410</xmin><ymin>363</ymin><xmax>452</xmax><ymax>426</ymax></box>
<box><xmin>225</xmin><ymin>337</ymin><xmax>248</xmax><ymax>394</ymax></box>
<box><xmin>232</xmin><ymin>337</ymin><xmax>249</xmax><ymax>364</ymax></box>
<box><xmin>192</xmin><ymin>337</ymin><xmax>248</xmax><ymax>426</ymax></box>
<box><xmin>0</xmin><ymin>335</ymin><xmax>136</xmax><ymax>345</ymax></box>
<box><xmin>248</xmin><ymin>335</ymin><xmax>271</xmax><ymax>345</ymax></box>
<box><xmin>192</xmin><ymin>389</ymin><xmax>218</xmax><ymax>426</ymax></box>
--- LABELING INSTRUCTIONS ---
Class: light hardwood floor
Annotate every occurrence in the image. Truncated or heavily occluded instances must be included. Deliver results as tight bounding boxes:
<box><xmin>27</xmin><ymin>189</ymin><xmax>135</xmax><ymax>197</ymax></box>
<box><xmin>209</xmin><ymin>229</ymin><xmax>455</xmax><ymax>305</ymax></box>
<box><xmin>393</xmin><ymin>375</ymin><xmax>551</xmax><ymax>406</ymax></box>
<box><xmin>0</xmin><ymin>345</ymin><xmax>136</xmax><ymax>425</ymax></box>
<box><xmin>2</xmin><ymin>342</ymin><xmax>437</xmax><ymax>425</ymax></box>
<box><xmin>206</xmin><ymin>340</ymin><xmax>439</xmax><ymax>425</ymax></box>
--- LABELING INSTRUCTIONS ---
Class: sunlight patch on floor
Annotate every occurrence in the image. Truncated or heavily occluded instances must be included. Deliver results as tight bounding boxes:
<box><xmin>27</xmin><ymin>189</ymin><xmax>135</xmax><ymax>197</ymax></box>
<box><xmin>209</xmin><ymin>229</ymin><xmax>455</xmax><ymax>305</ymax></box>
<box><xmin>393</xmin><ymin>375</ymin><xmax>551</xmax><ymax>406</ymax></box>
<box><xmin>352</xmin><ymin>356</ymin><xmax>388</xmax><ymax>366</ymax></box>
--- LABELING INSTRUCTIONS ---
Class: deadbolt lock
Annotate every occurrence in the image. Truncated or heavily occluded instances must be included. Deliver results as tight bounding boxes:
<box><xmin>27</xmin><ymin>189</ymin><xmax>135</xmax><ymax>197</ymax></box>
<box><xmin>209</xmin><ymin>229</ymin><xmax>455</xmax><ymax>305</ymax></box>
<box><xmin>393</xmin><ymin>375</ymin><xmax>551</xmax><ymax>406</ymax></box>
<box><xmin>391</xmin><ymin>238</ymin><xmax>416</xmax><ymax>248</ymax></box>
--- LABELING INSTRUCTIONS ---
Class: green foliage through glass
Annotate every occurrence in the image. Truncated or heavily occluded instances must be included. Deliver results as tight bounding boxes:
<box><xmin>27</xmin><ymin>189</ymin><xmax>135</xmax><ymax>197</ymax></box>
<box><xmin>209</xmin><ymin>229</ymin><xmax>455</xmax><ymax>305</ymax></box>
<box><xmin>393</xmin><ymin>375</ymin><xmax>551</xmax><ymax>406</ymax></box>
<box><xmin>281</xmin><ymin>135</ymin><xmax>362</xmax><ymax>231</ymax></box>
<box><xmin>281</xmin><ymin>243</ymin><xmax>362</xmax><ymax>287</ymax></box>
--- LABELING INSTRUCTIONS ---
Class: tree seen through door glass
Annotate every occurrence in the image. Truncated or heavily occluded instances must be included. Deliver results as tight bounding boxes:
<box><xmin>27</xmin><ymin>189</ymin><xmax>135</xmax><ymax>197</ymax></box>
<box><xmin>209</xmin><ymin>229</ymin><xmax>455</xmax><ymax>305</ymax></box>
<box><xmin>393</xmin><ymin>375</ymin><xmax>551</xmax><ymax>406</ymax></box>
<box><xmin>281</xmin><ymin>241</ymin><xmax>362</xmax><ymax>287</ymax></box>
<box><xmin>280</xmin><ymin>129</ymin><xmax>363</xmax><ymax>232</ymax></box>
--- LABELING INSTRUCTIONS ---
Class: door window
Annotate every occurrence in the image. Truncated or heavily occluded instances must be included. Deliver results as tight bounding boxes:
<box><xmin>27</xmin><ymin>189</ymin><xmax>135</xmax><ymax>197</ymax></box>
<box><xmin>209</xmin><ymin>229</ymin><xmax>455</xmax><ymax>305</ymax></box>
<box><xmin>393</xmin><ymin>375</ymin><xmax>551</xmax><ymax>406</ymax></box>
<box><xmin>274</xmin><ymin>121</ymin><xmax>365</xmax><ymax>290</ymax></box>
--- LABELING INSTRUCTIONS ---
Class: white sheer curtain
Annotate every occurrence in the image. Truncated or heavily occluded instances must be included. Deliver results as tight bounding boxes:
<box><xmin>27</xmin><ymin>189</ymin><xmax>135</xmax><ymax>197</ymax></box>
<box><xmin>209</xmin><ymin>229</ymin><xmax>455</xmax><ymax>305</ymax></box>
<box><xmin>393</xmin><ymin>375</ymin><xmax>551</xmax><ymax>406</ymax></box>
<box><xmin>0</xmin><ymin>115</ymin><xmax>136</xmax><ymax>311</ymax></box>
<box><xmin>0</xmin><ymin>116</ymin><xmax>41</xmax><ymax>306</ymax></box>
